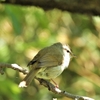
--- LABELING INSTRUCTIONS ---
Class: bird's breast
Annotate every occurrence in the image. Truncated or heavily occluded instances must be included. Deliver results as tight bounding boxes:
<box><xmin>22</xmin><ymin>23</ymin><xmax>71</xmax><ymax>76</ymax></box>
<box><xmin>36</xmin><ymin>64</ymin><xmax>67</xmax><ymax>79</ymax></box>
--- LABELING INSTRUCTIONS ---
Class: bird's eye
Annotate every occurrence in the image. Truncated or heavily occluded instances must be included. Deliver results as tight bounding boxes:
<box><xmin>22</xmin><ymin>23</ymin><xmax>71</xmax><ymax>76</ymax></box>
<box><xmin>66</xmin><ymin>50</ymin><xmax>70</xmax><ymax>53</ymax></box>
<box><xmin>64</xmin><ymin>48</ymin><xmax>70</xmax><ymax>53</ymax></box>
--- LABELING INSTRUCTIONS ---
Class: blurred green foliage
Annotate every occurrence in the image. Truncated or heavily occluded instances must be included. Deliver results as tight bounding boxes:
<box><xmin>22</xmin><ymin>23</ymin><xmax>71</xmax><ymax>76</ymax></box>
<box><xmin>0</xmin><ymin>4</ymin><xmax>100</xmax><ymax>100</ymax></box>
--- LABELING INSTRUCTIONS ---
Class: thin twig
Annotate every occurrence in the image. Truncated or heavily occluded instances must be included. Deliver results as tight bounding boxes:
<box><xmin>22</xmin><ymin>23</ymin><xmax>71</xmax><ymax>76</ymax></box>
<box><xmin>0</xmin><ymin>63</ymin><xmax>28</xmax><ymax>74</ymax></box>
<box><xmin>0</xmin><ymin>63</ymin><xmax>94</xmax><ymax>100</ymax></box>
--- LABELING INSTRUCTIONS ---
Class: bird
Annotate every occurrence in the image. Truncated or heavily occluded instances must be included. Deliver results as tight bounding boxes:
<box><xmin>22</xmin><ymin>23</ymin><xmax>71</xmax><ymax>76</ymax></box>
<box><xmin>19</xmin><ymin>42</ymin><xmax>74</xmax><ymax>87</ymax></box>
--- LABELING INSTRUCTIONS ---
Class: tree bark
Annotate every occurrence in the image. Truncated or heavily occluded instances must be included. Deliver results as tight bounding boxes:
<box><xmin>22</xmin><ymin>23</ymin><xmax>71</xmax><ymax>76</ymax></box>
<box><xmin>1</xmin><ymin>0</ymin><xmax>100</xmax><ymax>15</ymax></box>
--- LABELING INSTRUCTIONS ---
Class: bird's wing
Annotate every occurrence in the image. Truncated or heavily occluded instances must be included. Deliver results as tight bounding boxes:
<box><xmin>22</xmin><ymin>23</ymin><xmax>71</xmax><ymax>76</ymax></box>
<box><xmin>38</xmin><ymin>44</ymin><xmax>63</xmax><ymax>67</ymax></box>
<box><xmin>27</xmin><ymin>43</ymin><xmax>63</xmax><ymax>68</ymax></box>
<box><xmin>39</xmin><ymin>53</ymin><xmax>63</xmax><ymax>68</ymax></box>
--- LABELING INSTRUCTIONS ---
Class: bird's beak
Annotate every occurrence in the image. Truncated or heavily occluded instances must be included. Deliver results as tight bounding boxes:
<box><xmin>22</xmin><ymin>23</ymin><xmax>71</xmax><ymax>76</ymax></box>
<box><xmin>70</xmin><ymin>52</ymin><xmax>76</xmax><ymax>58</ymax></box>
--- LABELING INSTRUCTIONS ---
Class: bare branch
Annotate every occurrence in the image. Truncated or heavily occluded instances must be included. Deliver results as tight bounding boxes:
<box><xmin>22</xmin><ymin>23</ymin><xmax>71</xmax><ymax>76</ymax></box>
<box><xmin>0</xmin><ymin>63</ymin><xmax>28</xmax><ymax>74</ymax></box>
<box><xmin>0</xmin><ymin>63</ymin><xmax>94</xmax><ymax>100</ymax></box>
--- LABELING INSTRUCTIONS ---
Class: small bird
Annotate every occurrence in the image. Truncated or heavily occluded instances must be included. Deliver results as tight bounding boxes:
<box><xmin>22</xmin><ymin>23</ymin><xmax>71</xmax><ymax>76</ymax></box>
<box><xmin>19</xmin><ymin>42</ymin><xmax>74</xmax><ymax>87</ymax></box>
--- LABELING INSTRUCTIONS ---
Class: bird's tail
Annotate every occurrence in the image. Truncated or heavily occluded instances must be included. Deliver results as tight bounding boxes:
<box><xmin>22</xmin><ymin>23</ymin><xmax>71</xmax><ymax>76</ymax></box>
<box><xmin>19</xmin><ymin>66</ymin><xmax>39</xmax><ymax>87</ymax></box>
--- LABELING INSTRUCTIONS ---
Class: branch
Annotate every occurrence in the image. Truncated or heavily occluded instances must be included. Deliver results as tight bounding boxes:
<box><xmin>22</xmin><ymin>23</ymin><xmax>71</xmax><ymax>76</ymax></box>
<box><xmin>0</xmin><ymin>63</ymin><xmax>94</xmax><ymax>100</ymax></box>
<box><xmin>0</xmin><ymin>63</ymin><xmax>28</xmax><ymax>74</ymax></box>
<box><xmin>1</xmin><ymin>0</ymin><xmax>100</xmax><ymax>15</ymax></box>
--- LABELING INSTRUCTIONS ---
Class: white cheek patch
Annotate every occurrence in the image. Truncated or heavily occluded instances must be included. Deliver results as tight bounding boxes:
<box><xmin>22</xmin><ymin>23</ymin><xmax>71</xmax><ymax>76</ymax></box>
<box><xmin>62</xmin><ymin>50</ymin><xmax>70</xmax><ymax>69</ymax></box>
